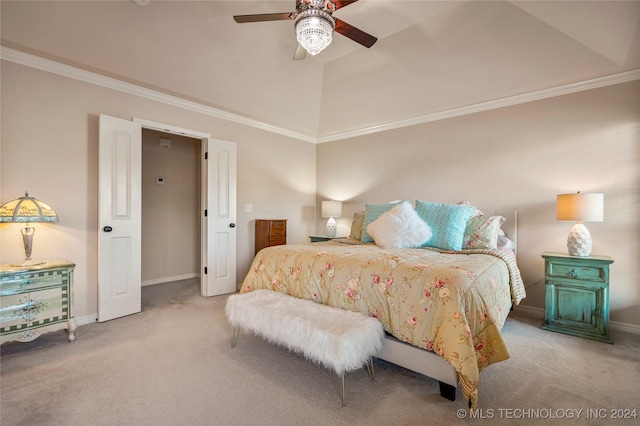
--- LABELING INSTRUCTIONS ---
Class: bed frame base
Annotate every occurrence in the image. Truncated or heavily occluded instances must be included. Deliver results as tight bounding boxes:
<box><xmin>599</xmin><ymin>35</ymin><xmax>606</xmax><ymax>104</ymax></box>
<box><xmin>376</xmin><ymin>334</ymin><xmax>459</xmax><ymax>401</ymax></box>
<box><xmin>439</xmin><ymin>381</ymin><xmax>457</xmax><ymax>401</ymax></box>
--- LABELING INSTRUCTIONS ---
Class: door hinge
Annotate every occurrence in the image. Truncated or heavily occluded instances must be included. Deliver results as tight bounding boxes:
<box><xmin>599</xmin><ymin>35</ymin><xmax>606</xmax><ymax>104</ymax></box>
<box><xmin>204</xmin><ymin>209</ymin><xmax>208</xmax><ymax>217</ymax></box>
<box><xmin>205</xmin><ymin>152</ymin><xmax>208</xmax><ymax>160</ymax></box>
<box><xmin>204</xmin><ymin>267</ymin><xmax>208</xmax><ymax>274</ymax></box>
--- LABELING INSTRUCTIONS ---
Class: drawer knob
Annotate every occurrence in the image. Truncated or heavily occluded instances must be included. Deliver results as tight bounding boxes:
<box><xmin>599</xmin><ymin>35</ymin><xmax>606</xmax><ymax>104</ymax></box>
<box><xmin>568</xmin><ymin>269</ymin><xmax>577</xmax><ymax>278</ymax></box>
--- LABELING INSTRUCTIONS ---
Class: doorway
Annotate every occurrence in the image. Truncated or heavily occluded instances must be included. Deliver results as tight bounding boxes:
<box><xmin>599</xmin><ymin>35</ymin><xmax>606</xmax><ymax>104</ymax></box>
<box><xmin>98</xmin><ymin>114</ymin><xmax>237</xmax><ymax>322</ymax></box>
<box><xmin>140</xmin><ymin>129</ymin><xmax>201</xmax><ymax>289</ymax></box>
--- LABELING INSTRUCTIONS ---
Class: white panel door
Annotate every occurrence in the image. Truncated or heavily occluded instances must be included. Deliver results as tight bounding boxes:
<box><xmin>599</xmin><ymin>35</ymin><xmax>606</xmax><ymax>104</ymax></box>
<box><xmin>202</xmin><ymin>139</ymin><xmax>237</xmax><ymax>296</ymax></box>
<box><xmin>98</xmin><ymin>114</ymin><xmax>142</xmax><ymax>321</ymax></box>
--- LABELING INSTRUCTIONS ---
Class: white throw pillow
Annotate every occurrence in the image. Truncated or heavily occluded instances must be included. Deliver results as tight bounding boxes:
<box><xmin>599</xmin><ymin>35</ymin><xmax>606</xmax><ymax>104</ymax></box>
<box><xmin>366</xmin><ymin>201</ymin><xmax>432</xmax><ymax>249</ymax></box>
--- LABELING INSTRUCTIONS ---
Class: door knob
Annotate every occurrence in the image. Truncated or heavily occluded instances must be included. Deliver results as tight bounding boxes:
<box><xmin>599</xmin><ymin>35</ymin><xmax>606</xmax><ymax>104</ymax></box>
<box><xmin>103</xmin><ymin>226</ymin><xmax>113</xmax><ymax>232</ymax></box>
<box><xmin>229</xmin><ymin>223</ymin><xmax>236</xmax><ymax>228</ymax></box>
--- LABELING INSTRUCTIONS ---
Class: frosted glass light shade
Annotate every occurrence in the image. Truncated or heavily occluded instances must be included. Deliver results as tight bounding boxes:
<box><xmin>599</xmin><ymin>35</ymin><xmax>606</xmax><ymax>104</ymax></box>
<box><xmin>556</xmin><ymin>192</ymin><xmax>604</xmax><ymax>257</ymax></box>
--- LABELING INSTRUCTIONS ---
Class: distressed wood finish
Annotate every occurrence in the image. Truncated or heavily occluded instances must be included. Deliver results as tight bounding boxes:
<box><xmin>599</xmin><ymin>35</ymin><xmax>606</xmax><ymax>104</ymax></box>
<box><xmin>542</xmin><ymin>252</ymin><xmax>614</xmax><ymax>343</ymax></box>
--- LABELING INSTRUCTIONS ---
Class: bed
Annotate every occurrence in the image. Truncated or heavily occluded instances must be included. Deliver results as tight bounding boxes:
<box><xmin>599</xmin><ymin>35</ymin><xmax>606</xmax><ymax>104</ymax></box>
<box><xmin>240</xmin><ymin>201</ymin><xmax>525</xmax><ymax>407</ymax></box>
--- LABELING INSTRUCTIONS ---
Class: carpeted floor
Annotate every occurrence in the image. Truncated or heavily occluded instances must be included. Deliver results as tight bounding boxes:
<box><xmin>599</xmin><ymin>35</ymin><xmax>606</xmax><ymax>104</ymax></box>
<box><xmin>1</xmin><ymin>279</ymin><xmax>638</xmax><ymax>426</ymax></box>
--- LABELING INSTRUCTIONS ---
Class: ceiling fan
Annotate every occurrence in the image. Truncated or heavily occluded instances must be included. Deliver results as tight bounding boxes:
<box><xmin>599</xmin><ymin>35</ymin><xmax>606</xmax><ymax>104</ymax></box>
<box><xmin>233</xmin><ymin>0</ymin><xmax>377</xmax><ymax>60</ymax></box>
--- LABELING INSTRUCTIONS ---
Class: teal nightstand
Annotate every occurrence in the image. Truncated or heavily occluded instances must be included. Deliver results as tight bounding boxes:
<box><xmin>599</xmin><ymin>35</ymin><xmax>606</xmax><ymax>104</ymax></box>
<box><xmin>309</xmin><ymin>236</ymin><xmax>345</xmax><ymax>243</ymax></box>
<box><xmin>541</xmin><ymin>252</ymin><xmax>614</xmax><ymax>343</ymax></box>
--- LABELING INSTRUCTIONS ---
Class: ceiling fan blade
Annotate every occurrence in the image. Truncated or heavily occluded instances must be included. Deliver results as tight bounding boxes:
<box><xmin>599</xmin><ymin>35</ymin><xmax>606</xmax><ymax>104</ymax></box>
<box><xmin>335</xmin><ymin>18</ymin><xmax>377</xmax><ymax>48</ymax></box>
<box><xmin>293</xmin><ymin>43</ymin><xmax>307</xmax><ymax>61</ymax></box>
<box><xmin>332</xmin><ymin>1</ymin><xmax>359</xmax><ymax>10</ymax></box>
<box><xmin>233</xmin><ymin>13</ymin><xmax>294</xmax><ymax>23</ymax></box>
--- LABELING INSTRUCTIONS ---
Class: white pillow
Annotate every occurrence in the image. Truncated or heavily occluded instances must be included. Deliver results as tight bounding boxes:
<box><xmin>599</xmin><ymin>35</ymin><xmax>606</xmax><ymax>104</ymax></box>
<box><xmin>497</xmin><ymin>235</ymin><xmax>516</xmax><ymax>250</ymax></box>
<box><xmin>366</xmin><ymin>201</ymin><xmax>432</xmax><ymax>249</ymax></box>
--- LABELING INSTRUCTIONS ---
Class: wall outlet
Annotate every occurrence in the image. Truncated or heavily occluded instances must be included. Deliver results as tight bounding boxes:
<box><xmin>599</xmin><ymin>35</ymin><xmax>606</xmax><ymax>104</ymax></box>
<box><xmin>156</xmin><ymin>176</ymin><xmax>165</xmax><ymax>185</ymax></box>
<box><xmin>244</xmin><ymin>203</ymin><xmax>253</xmax><ymax>213</ymax></box>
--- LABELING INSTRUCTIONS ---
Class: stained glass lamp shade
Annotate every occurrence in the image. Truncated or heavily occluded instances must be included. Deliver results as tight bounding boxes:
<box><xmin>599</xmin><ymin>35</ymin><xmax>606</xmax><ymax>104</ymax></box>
<box><xmin>0</xmin><ymin>192</ymin><xmax>59</xmax><ymax>265</ymax></box>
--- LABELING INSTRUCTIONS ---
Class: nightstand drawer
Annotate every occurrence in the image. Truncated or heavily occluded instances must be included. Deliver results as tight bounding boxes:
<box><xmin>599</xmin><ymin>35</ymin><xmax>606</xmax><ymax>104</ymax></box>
<box><xmin>0</xmin><ymin>271</ymin><xmax>65</xmax><ymax>296</ymax></box>
<box><xmin>269</xmin><ymin>220</ymin><xmax>286</xmax><ymax>232</ymax></box>
<box><xmin>547</xmin><ymin>263</ymin><xmax>607</xmax><ymax>283</ymax></box>
<box><xmin>269</xmin><ymin>235</ymin><xmax>286</xmax><ymax>245</ymax></box>
<box><xmin>270</xmin><ymin>228</ymin><xmax>286</xmax><ymax>237</ymax></box>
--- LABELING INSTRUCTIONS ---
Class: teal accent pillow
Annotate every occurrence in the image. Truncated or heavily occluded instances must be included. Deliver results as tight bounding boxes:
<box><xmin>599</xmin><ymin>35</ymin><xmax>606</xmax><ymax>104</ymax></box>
<box><xmin>415</xmin><ymin>200</ymin><xmax>475</xmax><ymax>250</ymax></box>
<box><xmin>361</xmin><ymin>200</ymin><xmax>406</xmax><ymax>243</ymax></box>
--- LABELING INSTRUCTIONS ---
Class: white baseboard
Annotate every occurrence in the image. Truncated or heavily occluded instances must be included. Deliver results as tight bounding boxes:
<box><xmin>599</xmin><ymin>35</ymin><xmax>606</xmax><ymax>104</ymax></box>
<box><xmin>142</xmin><ymin>273</ymin><xmax>199</xmax><ymax>287</ymax></box>
<box><xmin>513</xmin><ymin>304</ymin><xmax>640</xmax><ymax>335</ymax></box>
<box><xmin>76</xmin><ymin>314</ymin><xmax>98</xmax><ymax>326</ymax></box>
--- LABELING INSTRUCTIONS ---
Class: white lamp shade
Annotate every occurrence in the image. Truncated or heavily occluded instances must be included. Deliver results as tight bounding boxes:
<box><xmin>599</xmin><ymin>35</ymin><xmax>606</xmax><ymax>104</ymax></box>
<box><xmin>321</xmin><ymin>201</ymin><xmax>342</xmax><ymax>218</ymax></box>
<box><xmin>556</xmin><ymin>192</ymin><xmax>604</xmax><ymax>257</ymax></box>
<box><xmin>556</xmin><ymin>193</ymin><xmax>604</xmax><ymax>222</ymax></box>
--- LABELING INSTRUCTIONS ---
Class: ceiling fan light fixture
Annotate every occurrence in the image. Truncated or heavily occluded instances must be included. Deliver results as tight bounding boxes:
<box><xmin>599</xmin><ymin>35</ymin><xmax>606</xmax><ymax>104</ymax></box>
<box><xmin>295</xmin><ymin>9</ymin><xmax>335</xmax><ymax>56</ymax></box>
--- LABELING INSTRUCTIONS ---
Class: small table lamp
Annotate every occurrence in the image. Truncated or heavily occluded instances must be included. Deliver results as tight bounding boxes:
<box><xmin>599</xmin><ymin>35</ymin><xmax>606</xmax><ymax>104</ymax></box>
<box><xmin>0</xmin><ymin>192</ymin><xmax>59</xmax><ymax>266</ymax></box>
<box><xmin>321</xmin><ymin>200</ymin><xmax>342</xmax><ymax>238</ymax></box>
<box><xmin>556</xmin><ymin>192</ymin><xmax>603</xmax><ymax>257</ymax></box>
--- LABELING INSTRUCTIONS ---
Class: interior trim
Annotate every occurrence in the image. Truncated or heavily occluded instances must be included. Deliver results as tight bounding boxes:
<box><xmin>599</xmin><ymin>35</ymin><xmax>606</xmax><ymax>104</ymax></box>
<box><xmin>317</xmin><ymin>69</ymin><xmax>640</xmax><ymax>143</ymax></box>
<box><xmin>3</xmin><ymin>46</ymin><xmax>639</xmax><ymax>144</ymax></box>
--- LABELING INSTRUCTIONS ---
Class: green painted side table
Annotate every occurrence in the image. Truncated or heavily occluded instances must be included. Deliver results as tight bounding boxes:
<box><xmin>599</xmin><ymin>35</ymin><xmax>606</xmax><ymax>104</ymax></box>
<box><xmin>1</xmin><ymin>260</ymin><xmax>76</xmax><ymax>343</ymax></box>
<box><xmin>308</xmin><ymin>236</ymin><xmax>346</xmax><ymax>243</ymax></box>
<box><xmin>541</xmin><ymin>252</ymin><xmax>614</xmax><ymax>343</ymax></box>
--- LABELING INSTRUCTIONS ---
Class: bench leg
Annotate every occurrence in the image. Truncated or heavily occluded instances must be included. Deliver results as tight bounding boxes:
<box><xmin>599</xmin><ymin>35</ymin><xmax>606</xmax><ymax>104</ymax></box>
<box><xmin>231</xmin><ymin>328</ymin><xmax>240</xmax><ymax>348</ymax></box>
<box><xmin>341</xmin><ymin>373</ymin><xmax>346</xmax><ymax>407</ymax></box>
<box><xmin>365</xmin><ymin>357</ymin><xmax>375</xmax><ymax>380</ymax></box>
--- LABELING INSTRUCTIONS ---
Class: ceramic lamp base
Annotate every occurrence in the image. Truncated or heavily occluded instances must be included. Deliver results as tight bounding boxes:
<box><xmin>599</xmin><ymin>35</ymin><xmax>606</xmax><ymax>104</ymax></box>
<box><xmin>567</xmin><ymin>222</ymin><xmax>592</xmax><ymax>257</ymax></box>
<box><xmin>326</xmin><ymin>217</ymin><xmax>337</xmax><ymax>238</ymax></box>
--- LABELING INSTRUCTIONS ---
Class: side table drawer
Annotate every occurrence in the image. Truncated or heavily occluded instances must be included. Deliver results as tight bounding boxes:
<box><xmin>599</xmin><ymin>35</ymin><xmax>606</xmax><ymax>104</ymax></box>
<box><xmin>0</xmin><ymin>271</ymin><xmax>65</xmax><ymax>296</ymax></box>
<box><xmin>269</xmin><ymin>222</ymin><xmax>286</xmax><ymax>237</ymax></box>
<box><xmin>269</xmin><ymin>235</ymin><xmax>286</xmax><ymax>245</ymax></box>
<box><xmin>0</xmin><ymin>288</ymin><xmax>66</xmax><ymax>333</ymax></box>
<box><xmin>547</xmin><ymin>262</ymin><xmax>607</xmax><ymax>283</ymax></box>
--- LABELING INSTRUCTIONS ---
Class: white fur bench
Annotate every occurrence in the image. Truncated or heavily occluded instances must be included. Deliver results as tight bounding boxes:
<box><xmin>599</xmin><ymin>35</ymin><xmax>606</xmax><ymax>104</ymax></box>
<box><xmin>225</xmin><ymin>290</ymin><xmax>384</xmax><ymax>406</ymax></box>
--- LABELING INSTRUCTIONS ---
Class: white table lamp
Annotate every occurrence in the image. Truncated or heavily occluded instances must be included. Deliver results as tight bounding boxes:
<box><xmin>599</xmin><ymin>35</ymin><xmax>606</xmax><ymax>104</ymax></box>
<box><xmin>321</xmin><ymin>201</ymin><xmax>342</xmax><ymax>238</ymax></box>
<box><xmin>556</xmin><ymin>192</ymin><xmax>603</xmax><ymax>257</ymax></box>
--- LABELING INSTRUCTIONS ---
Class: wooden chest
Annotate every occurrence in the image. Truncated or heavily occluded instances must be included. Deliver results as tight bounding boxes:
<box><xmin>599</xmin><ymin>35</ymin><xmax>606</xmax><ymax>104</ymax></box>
<box><xmin>255</xmin><ymin>219</ymin><xmax>287</xmax><ymax>255</ymax></box>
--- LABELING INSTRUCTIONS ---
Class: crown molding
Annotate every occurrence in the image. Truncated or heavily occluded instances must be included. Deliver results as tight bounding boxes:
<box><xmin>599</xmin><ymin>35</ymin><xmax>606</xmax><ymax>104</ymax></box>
<box><xmin>316</xmin><ymin>68</ymin><xmax>640</xmax><ymax>143</ymax></box>
<box><xmin>3</xmin><ymin>46</ymin><xmax>639</xmax><ymax>145</ymax></box>
<box><xmin>0</xmin><ymin>46</ymin><xmax>317</xmax><ymax>144</ymax></box>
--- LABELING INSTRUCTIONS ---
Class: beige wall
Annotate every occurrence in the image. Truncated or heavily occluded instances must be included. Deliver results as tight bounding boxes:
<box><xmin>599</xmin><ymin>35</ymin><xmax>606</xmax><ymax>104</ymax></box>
<box><xmin>141</xmin><ymin>129</ymin><xmax>200</xmax><ymax>284</ymax></box>
<box><xmin>317</xmin><ymin>80</ymin><xmax>640</xmax><ymax>328</ymax></box>
<box><xmin>0</xmin><ymin>61</ymin><xmax>317</xmax><ymax>321</ymax></box>
<box><xmin>2</xmin><ymin>58</ymin><xmax>638</xmax><ymax>329</ymax></box>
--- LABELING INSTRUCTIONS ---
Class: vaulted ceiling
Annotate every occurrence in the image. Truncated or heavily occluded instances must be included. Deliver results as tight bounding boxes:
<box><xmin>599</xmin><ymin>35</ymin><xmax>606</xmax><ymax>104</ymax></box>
<box><xmin>2</xmin><ymin>1</ymin><xmax>640</xmax><ymax>141</ymax></box>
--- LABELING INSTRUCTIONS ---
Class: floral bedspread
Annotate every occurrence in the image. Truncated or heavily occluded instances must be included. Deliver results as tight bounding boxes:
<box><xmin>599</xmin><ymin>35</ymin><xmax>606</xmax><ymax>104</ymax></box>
<box><xmin>240</xmin><ymin>242</ymin><xmax>525</xmax><ymax>406</ymax></box>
